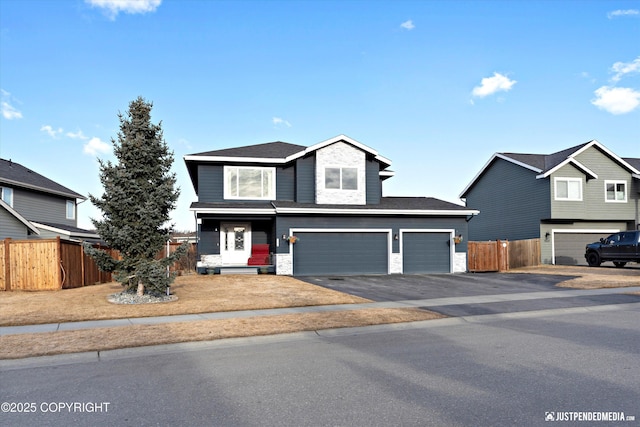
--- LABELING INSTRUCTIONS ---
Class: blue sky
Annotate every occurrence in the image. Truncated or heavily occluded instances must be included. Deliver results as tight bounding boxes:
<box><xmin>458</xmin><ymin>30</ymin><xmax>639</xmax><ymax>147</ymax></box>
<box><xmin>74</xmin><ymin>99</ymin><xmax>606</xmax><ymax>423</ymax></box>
<box><xmin>1</xmin><ymin>0</ymin><xmax>639</xmax><ymax>231</ymax></box>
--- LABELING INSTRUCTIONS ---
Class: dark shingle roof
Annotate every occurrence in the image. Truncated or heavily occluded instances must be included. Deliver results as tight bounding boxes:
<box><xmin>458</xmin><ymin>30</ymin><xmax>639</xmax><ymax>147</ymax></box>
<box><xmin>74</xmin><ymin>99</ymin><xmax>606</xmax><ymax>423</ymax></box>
<box><xmin>623</xmin><ymin>158</ymin><xmax>640</xmax><ymax>171</ymax></box>
<box><xmin>274</xmin><ymin>197</ymin><xmax>473</xmax><ymax>212</ymax></box>
<box><xmin>189</xmin><ymin>142</ymin><xmax>306</xmax><ymax>159</ymax></box>
<box><xmin>499</xmin><ymin>153</ymin><xmax>546</xmax><ymax>170</ymax></box>
<box><xmin>0</xmin><ymin>158</ymin><xmax>85</xmax><ymax>199</ymax></box>
<box><xmin>190</xmin><ymin>197</ymin><xmax>475</xmax><ymax>214</ymax></box>
<box><xmin>501</xmin><ymin>142</ymin><xmax>592</xmax><ymax>174</ymax></box>
<box><xmin>34</xmin><ymin>221</ymin><xmax>98</xmax><ymax>235</ymax></box>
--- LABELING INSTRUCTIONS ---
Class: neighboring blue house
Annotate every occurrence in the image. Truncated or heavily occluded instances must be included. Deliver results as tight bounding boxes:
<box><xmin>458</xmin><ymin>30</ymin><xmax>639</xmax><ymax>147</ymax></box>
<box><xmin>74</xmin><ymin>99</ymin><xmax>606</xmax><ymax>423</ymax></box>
<box><xmin>460</xmin><ymin>140</ymin><xmax>640</xmax><ymax>265</ymax></box>
<box><xmin>185</xmin><ymin>135</ymin><xmax>478</xmax><ymax>275</ymax></box>
<box><xmin>0</xmin><ymin>158</ymin><xmax>99</xmax><ymax>241</ymax></box>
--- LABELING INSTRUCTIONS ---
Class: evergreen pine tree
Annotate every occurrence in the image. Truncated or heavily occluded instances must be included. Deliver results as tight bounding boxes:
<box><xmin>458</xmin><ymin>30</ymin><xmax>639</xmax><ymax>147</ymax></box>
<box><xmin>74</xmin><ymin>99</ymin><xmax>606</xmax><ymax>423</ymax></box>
<box><xmin>84</xmin><ymin>97</ymin><xmax>187</xmax><ymax>296</ymax></box>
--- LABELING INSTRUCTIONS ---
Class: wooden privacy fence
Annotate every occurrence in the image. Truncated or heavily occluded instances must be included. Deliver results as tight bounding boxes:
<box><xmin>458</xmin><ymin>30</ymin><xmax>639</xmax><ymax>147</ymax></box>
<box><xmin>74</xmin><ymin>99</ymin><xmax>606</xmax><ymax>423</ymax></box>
<box><xmin>468</xmin><ymin>238</ymin><xmax>540</xmax><ymax>272</ymax></box>
<box><xmin>1</xmin><ymin>237</ymin><xmax>114</xmax><ymax>291</ymax></box>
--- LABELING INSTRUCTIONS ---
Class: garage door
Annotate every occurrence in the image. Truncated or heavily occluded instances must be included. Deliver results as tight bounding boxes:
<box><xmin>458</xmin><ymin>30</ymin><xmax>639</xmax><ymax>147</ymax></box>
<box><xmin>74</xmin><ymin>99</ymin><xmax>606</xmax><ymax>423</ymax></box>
<box><xmin>402</xmin><ymin>232</ymin><xmax>452</xmax><ymax>274</ymax></box>
<box><xmin>292</xmin><ymin>232</ymin><xmax>388</xmax><ymax>275</ymax></box>
<box><xmin>554</xmin><ymin>232</ymin><xmax>613</xmax><ymax>265</ymax></box>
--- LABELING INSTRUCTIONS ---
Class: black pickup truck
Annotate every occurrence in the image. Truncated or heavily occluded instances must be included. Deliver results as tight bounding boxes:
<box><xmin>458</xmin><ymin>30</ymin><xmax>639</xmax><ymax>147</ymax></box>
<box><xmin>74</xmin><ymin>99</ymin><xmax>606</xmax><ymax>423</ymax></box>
<box><xmin>585</xmin><ymin>230</ymin><xmax>640</xmax><ymax>268</ymax></box>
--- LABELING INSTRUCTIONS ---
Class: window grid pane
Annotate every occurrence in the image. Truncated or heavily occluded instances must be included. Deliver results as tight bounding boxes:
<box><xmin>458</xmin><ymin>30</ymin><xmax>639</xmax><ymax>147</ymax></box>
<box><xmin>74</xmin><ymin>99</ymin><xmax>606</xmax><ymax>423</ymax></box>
<box><xmin>342</xmin><ymin>168</ymin><xmax>358</xmax><ymax>190</ymax></box>
<box><xmin>567</xmin><ymin>181</ymin><xmax>581</xmax><ymax>200</ymax></box>
<box><xmin>557</xmin><ymin>181</ymin><xmax>568</xmax><ymax>199</ymax></box>
<box><xmin>325</xmin><ymin>168</ymin><xmax>341</xmax><ymax>189</ymax></box>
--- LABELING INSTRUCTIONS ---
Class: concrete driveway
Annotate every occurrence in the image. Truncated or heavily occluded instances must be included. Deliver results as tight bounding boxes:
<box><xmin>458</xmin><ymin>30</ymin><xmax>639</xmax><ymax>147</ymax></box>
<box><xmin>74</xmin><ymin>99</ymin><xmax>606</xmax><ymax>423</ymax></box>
<box><xmin>299</xmin><ymin>272</ymin><xmax>575</xmax><ymax>302</ymax></box>
<box><xmin>300</xmin><ymin>272</ymin><xmax>640</xmax><ymax>317</ymax></box>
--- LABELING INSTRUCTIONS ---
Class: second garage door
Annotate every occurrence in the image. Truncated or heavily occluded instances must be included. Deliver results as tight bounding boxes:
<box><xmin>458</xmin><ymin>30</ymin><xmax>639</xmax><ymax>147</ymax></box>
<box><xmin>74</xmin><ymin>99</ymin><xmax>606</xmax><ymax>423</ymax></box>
<box><xmin>292</xmin><ymin>231</ymin><xmax>389</xmax><ymax>275</ymax></box>
<box><xmin>402</xmin><ymin>232</ymin><xmax>452</xmax><ymax>274</ymax></box>
<box><xmin>554</xmin><ymin>232</ymin><xmax>614</xmax><ymax>265</ymax></box>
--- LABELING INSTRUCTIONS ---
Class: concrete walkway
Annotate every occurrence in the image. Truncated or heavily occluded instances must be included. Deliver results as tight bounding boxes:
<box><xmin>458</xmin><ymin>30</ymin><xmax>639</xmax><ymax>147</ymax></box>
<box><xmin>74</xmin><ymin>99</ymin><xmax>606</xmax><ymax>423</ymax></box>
<box><xmin>2</xmin><ymin>285</ymin><xmax>640</xmax><ymax>336</ymax></box>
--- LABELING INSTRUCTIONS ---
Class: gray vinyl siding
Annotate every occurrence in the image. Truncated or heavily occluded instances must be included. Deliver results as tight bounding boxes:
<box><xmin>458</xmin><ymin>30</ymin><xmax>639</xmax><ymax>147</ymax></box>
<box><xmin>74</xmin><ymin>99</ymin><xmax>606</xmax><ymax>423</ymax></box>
<box><xmin>12</xmin><ymin>188</ymin><xmax>76</xmax><ymax>227</ymax></box>
<box><xmin>295</xmin><ymin>156</ymin><xmax>315</xmax><ymax>203</ymax></box>
<box><xmin>275</xmin><ymin>215</ymin><xmax>467</xmax><ymax>254</ymax></box>
<box><xmin>465</xmin><ymin>158</ymin><xmax>550</xmax><ymax>241</ymax></box>
<box><xmin>197</xmin><ymin>165</ymin><xmax>223</xmax><ymax>202</ymax></box>
<box><xmin>551</xmin><ymin>148</ymin><xmax>637</xmax><ymax>221</ymax></box>
<box><xmin>0</xmin><ymin>208</ymin><xmax>30</xmax><ymax>239</ymax></box>
<box><xmin>276</xmin><ymin>166</ymin><xmax>295</xmax><ymax>201</ymax></box>
<box><xmin>366</xmin><ymin>159</ymin><xmax>382</xmax><ymax>205</ymax></box>
<box><xmin>199</xmin><ymin>219</ymin><xmax>220</xmax><ymax>255</ymax></box>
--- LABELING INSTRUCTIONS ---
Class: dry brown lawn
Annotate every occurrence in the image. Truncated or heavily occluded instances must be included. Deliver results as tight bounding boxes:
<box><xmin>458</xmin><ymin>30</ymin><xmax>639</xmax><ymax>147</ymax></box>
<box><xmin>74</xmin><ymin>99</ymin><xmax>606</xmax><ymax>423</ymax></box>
<box><xmin>0</xmin><ymin>274</ymin><xmax>442</xmax><ymax>359</ymax></box>
<box><xmin>0</xmin><ymin>308</ymin><xmax>442</xmax><ymax>359</ymax></box>
<box><xmin>0</xmin><ymin>274</ymin><xmax>371</xmax><ymax>327</ymax></box>
<box><xmin>512</xmin><ymin>264</ymin><xmax>640</xmax><ymax>289</ymax></box>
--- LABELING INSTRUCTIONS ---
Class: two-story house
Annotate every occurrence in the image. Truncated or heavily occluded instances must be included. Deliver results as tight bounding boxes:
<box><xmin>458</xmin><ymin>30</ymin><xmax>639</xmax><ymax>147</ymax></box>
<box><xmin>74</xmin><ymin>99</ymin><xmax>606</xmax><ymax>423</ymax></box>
<box><xmin>460</xmin><ymin>140</ymin><xmax>640</xmax><ymax>265</ymax></box>
<box><xmin>0</xmin><ymin>158</ymin><xmax>99</xmax><ymax>241</ymax></box>
<box><xmin>185</xmin><ymin>135</ymin><xmax>478</xmax><ymax>275</ymax></box>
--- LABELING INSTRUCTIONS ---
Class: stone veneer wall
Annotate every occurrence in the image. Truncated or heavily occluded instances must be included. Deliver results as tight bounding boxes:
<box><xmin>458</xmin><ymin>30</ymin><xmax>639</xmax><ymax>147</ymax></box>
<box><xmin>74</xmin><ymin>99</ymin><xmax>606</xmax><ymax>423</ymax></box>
<box><xmin>315</xmin><ymin>142</ymin><xmax>366</xmax><ymax>205</ymax></box>
<box><xmin>275</xmin><ymin>253</ymin><xmax>293</xmax><ymax>275</ymax></box>
<box><xmin>389</xmin><ymin>253</ymin><xmax>402</xmax><ymax>274</ymax></box>
<box><xmin>453</xmin><ymin>252</ymin><xmax>467</xmax><ymax>273</ymax></box>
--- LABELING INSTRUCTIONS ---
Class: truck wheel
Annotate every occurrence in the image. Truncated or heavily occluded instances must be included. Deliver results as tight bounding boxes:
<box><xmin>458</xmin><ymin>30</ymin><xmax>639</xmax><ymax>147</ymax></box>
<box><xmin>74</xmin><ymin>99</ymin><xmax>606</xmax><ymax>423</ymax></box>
<box><xmin>586</xmin><ymin>252</ymin><xmax>601</xmax><ymax>267</ymax></box>
<box><xmin>613</xmin><ymin>262</ymin><xmax>626</xmax><ymax>268</ymax></box>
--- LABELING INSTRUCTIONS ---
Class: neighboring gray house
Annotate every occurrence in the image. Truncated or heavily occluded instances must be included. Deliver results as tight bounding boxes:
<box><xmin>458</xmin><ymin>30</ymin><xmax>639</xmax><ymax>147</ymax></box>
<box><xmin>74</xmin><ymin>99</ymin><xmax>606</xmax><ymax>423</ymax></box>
<box><xmin>0</xmin><ymin>158</ymin><xmax>99</xmax><ymax>241</ymax></box>
<box><xmin>185</xmin><ymin>134</ymin><xmax>478</xmax><ymax>275</ymax></box>
<box><xmin>460</xmin><ymin>140</ymin><xmax>640</xmax><ymax>265</ymax></box>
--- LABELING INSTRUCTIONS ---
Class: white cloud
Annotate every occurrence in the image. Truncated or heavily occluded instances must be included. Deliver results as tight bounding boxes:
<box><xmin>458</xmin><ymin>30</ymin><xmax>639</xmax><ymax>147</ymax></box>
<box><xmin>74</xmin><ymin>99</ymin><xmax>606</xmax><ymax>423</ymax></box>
<box><xmin>471</xmin><ymin>72</ymin><xmax>517</xmax><ymax>98</ymax></box>
<box><xmin>40</xmin><ymin>125</ymin><xmax>64</xmax><ymax>138</ymax></box>
<box><xmin>272</xmin><ymin>117</ymin><xmax>292</xmax><ymax>128</ymax></box>
<box><xmin>1</xmin><ymin>90</ymin><xmax>23</xmax><ymax>120</ymax></box>
<box><xmin>610</xmin><ymin>57</ymin><xmax>640</xmax><ymax>82</ymax></box>
<box><xmin>591</xmin><ymin>86</ymin><xmax>640</xmax><ymax>114</ymax></box>
<box><xmin>85</xmin><ymin>0</ymin><xmax>161</xmax><ymax>19</ymax></box>
<box><xmin>607</xmin><ymin>9</ymin><xmax>639</xmax><ymax>19</ymax></box>
<box><xmin>83</xmin><ymin>137</ymin><xmax>111</xmax><ymax>155</ymax></box>
<box><xmin>67</xmin><ymin>129</ymin><xmax>89</xmax><ymax>140</ymax></box>
<box><xmin>1</xmin><ymin>101</ymin><xmax>22</xmax><ymax>120</ymax></box>
<box><xmin>400</xmin><ymin>20</ymin><xmax>415</xmax><ymax>30</ymax></box>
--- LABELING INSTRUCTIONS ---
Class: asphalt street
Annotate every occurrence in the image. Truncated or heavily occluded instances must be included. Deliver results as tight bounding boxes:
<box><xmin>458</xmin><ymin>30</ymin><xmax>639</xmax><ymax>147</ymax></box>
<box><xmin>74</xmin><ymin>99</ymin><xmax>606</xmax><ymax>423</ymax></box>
<box><xmin>2</xmin><ymin>301</ymin><xmax>639</xmax><ymax>427</ymax></box>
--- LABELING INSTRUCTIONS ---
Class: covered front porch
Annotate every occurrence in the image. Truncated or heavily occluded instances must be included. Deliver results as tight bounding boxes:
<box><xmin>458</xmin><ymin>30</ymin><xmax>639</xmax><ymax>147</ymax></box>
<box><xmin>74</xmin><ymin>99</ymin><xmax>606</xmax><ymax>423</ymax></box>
<box><xmin>196</xmin><ymin>216</ymin><xmax>277</xmax><ymax>274</ymax></box>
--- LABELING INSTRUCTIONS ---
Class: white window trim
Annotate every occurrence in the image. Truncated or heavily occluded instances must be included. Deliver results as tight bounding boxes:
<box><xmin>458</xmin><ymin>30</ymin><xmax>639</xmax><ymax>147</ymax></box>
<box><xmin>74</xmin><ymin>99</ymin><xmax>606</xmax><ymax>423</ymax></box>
<box><xmin>604</xmin><ymin>180</ymin><xmax>627</xmax><ymax>203</ymax></box>
<box><xmin>324</xmin><ymin>166</ymin><xmax>358</xmax><ymax>191</ymax></box>
<box><xmin>1</xmin><ymin>187</ymin><xmax>13</xmax><ymax>207</ymax></box>
<box><xmin>223</xmin><ymin>166</ymin><xmax>276</xmax><ymax>200</ymax></box>
<box><xmin>66</xmin><ymin>200</ymin><xmax>75</xmax><ymax>220</ymax></box>
<box><xmin>554</xmin><ymin>177</ymin><xmax>582</xmax><ymax>201</ymax></box>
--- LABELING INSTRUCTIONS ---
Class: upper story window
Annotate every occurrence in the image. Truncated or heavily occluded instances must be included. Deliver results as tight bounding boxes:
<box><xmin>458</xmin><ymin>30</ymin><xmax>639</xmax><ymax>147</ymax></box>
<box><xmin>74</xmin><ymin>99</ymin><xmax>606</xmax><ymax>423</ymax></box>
<box><xmin>325</xmin><ymin>167</ymin><xmax>358</xmax><ymax>190</ymax></box>
<box><xmin>224</xmin><ymin>166</ymin><xmax>275</xmax><ymax>200</ymax></box>
<box><xmin>605</xmin><ymin>180</ymin><xmax>627</xmax><ymax>203</ymax></box>
<box><xmin>66</xmin><ymin>200</ymin><xmax>75</xmax><ymax>220</ymax></box>
<box><xmin>554</xmin><ymin>177</ymin><xmax>582</xmax><ymax>201</ymax></box>
<box><xmin>1</xmin><ymin>187</ymin><xmax>13</xmax><ymax>207</ymax></box>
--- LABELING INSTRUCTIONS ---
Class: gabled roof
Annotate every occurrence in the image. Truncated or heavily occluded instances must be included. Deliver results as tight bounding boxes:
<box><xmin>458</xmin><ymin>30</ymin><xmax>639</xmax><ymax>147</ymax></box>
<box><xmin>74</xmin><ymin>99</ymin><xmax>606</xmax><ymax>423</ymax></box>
<box><xmin>0</xmin><ymin>198</ymin><xmax>40</xmax><ymax>235</ymax></box>
<box><xmin>185</xmin><ymin>135</ymin><xmax>391</xmax><ymax>165</ymax></box>
<box><xmin>461</xmin><ymin>140</ymin><xmax>640</xmax><ymax>198</ymax></box>
<box><xmin>0</xmin><ymin>158</ymin><xmax>85</xmax><ymax>200</ymax></box>
<box><xmin>184</xmin><ymin>135</ymin><xmax>394</xmax><ymax>192</ymax></box>
<box><xmin>189</xmin><ymin>141</ymin><xmax>306</xmax><ymax>159</ymax></box>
